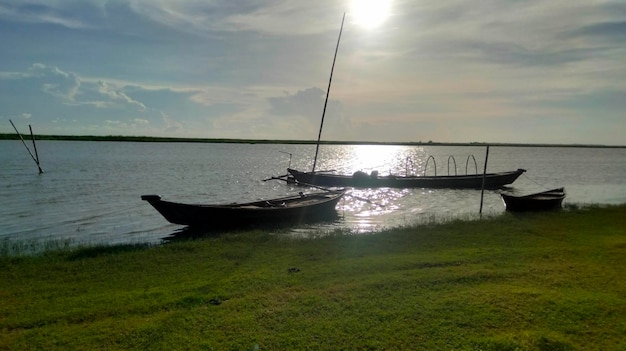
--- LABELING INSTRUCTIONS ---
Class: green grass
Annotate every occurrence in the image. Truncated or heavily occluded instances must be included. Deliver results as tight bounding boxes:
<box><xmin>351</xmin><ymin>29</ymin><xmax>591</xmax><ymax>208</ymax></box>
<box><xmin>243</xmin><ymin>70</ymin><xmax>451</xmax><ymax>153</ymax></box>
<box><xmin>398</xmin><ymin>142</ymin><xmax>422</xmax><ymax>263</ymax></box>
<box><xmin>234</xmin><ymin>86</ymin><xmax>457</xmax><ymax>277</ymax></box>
<box><xmin>1</xmin><ymin>205</ymin><xmax>625</xmax><ymax>350</ymax></box>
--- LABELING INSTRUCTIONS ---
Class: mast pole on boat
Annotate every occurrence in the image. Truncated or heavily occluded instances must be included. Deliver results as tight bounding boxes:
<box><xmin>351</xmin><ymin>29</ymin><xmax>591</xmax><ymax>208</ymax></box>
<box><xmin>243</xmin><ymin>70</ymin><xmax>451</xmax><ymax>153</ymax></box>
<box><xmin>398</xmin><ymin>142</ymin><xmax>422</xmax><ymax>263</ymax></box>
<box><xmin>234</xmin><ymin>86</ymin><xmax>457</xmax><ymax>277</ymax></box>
<box><xmin>312</xmin><ymin>12</ymin><xmax>346</xmax><ymax>173</ymax></box>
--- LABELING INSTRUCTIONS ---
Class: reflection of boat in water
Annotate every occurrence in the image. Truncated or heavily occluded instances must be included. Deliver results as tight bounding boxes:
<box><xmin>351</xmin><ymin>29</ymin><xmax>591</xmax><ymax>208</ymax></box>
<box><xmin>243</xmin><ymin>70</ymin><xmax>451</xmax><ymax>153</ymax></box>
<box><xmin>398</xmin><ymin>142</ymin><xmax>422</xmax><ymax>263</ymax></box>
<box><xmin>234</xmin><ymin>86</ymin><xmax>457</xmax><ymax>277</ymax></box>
<box><xmin>287</xmin><ymin>167</ymin><xmax>526</xmax><ymax>189</ymax></box>
<box><xmin>500</xmin><ymin>187</ymin><xmax>566</xmax><ymax>212</ymax></box>
<box><xmin>141</xmin><ymin>189</ymin><xmax>345</xmax><ymax>228</ymax></box>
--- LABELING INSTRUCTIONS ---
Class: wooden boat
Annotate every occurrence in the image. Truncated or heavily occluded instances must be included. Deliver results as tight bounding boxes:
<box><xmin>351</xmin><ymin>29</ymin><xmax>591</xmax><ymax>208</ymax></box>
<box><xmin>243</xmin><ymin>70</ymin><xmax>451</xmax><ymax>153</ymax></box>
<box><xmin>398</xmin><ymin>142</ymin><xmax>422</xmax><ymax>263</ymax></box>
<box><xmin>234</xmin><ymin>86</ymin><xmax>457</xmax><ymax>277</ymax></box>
<box><xmin>500</xmin><ymin>187</ymin><xmax>565</xmax><ymax>212</ymax></box>
<box><xmin>287</xmin><ymin>168</ymin><xmax>526</xmax><ymax>189</ymax></box>
<box><xmin>275</xmin><ymin>15</ymin><xmax>525</xmax><ymax>191</ymax></box>
<box><xmin>141</xmin><ymin>189</ymin><xmax>345</xmax><ymax>227</ymax></box>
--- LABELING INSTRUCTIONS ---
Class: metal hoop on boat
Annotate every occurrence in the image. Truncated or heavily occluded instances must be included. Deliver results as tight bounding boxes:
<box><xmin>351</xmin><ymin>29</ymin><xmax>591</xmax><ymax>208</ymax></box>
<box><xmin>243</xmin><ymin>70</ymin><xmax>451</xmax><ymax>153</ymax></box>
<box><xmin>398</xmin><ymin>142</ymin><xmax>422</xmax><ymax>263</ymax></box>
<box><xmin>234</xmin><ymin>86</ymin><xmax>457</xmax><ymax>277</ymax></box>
<box><xmin>447</xmin><ymin>156</ymin><xmax>457</xmax><ymax>176</ymax></box>
<box><xmin>465</xmin><ymin>155</ymin><xmax>478</xmax><ymax>175</ymax></box>
<box><xmin>424</xmin><ymin>155</ymin><xmax>437</xmax><ymax>176</ymax></box>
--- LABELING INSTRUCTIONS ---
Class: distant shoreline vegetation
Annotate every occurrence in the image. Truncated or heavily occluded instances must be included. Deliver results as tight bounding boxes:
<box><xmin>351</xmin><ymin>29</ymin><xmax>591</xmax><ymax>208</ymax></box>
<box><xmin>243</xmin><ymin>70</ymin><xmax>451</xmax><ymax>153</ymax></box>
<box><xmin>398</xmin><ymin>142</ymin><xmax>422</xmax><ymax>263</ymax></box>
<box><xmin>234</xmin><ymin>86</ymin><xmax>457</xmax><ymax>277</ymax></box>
<box><xmin>0</xmin><ymin>133</ymin><xmax>623</xmax><ymax>148</ymax></box>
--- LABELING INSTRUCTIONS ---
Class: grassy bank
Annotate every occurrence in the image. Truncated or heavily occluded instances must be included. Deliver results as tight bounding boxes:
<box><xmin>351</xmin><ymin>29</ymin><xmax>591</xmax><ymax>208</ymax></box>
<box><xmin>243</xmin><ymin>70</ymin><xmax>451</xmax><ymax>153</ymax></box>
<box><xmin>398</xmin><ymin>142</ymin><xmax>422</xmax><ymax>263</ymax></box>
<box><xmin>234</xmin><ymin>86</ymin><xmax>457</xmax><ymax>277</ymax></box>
<box><xmin>1</xmin><ymin>205</ymin><xmax>625</xmax><ymax>350</ymax></box>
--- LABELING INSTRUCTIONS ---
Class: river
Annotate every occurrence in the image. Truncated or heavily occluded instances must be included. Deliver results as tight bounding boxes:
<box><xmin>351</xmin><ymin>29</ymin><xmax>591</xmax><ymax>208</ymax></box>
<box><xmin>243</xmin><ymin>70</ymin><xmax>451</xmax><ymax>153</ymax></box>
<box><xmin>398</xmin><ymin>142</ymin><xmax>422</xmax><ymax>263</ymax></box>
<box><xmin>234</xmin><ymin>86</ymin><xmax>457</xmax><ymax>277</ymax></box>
<box><xmin>1</xmin><ymin>141</ymin><xmax>624</xmax><ymax>249</ymax></box>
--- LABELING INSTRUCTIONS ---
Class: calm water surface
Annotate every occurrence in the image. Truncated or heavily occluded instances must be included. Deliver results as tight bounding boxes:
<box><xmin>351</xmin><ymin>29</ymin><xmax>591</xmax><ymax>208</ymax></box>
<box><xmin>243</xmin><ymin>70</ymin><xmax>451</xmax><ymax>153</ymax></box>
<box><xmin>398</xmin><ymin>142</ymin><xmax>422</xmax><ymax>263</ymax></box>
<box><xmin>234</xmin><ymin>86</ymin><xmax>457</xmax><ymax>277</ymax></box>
<box><xmin>1</xmin><ymin>141</ymin><xmax>625</xmax><ymax>248</ymax></box>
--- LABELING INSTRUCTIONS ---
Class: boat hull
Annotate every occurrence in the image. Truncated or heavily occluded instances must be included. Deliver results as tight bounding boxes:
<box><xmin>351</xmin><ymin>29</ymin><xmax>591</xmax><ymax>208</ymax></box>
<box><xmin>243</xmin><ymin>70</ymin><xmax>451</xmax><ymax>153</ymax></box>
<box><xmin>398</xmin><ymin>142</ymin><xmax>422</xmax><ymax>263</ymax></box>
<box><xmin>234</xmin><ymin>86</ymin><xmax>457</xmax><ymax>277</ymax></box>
<box><xmin>501</xmin><ymin>187</ymin><xmax>565</xmax><ymax>212</ymax></box>
<box><xmin>141</xmin><ymin>190</ymin><xmax>345</xmax><ymax>228</ymax></box>
<box><xmin>287</xmin><ymin>168</ymin><xmax>526</xmax><ymax>189</ymax></box>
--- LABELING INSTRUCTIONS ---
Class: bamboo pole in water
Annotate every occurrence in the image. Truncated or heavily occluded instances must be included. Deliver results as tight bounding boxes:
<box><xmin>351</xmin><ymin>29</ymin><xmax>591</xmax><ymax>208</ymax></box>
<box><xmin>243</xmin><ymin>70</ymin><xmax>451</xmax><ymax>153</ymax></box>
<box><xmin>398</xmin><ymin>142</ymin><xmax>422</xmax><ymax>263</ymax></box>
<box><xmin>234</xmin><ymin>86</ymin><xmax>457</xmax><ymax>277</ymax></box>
<box><xmin>29</xmin><ymin>125</ymin><xmax>43</xmax><ymax>173</ymax></box>
<box><xmin>479</xmin><ymin>145</ymin><xmax>490</xmax><ymax>216</ymax></box>
<box><xmin>9</xmin><ymin>120</ymin><xmax>43</xmax><ymax>174</ymax></box>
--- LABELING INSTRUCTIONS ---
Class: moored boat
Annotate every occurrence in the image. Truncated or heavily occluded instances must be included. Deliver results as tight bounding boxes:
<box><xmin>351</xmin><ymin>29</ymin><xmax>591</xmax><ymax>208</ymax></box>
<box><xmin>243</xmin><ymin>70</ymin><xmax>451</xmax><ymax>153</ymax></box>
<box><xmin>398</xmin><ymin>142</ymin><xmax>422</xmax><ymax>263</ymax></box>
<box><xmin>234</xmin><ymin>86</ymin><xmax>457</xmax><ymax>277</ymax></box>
<box><xmin>287</xmin><ymin>168</ymin><xmax>526</xmax><ymax>189</ymax></box>
<box><xmin>275</xmin><ymin>16</ymin><xmax>524</xmax><ymax>191</ymax></box>
<box><xmin>141</xmin><ymin>189</ymin><xmax>345</xmax><ymax>228</ymax></box>
<box><xmin>500</xmin><ymin>187</ymin><xmax>565</xmax><ymax>212</ymax></box>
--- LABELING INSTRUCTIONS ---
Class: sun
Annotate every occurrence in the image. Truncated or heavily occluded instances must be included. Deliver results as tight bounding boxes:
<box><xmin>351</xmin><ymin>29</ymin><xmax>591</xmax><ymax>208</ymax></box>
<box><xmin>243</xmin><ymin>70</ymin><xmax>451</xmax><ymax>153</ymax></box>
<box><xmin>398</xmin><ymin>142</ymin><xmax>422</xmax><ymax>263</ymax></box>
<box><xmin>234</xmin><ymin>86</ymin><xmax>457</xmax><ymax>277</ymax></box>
<box><xmin>349</xmin><ymin>0</ymin><xmax>391</xmax><ymax>29</ymax></box>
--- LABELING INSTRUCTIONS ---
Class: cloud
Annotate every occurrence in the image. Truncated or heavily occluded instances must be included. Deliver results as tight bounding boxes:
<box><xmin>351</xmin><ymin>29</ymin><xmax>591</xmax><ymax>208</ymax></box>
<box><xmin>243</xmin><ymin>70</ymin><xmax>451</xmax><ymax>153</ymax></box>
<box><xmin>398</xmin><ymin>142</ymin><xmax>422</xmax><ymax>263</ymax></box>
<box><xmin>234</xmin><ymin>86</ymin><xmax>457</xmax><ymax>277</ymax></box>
<box><xmin>133</xmin><ymin>118</ymin><xmax>149</xmax><ymax>125</ymax></box>
<box><xmin>157</xmin><ymin>112</ymin><xmax>181</xmax><ymax>133</ymax></box>
<box><xmin>27</xmin><ymin>64</ymin><xmax>81</xmax><ymax>102</ymax></box>
<box><xmin>5</xmin><ymin>64</ymin><xmax>149</xmax><ymax>112</ymax></box>
<box><xmin>0</xmin><ymin>0</ymin><xmax>339</xmax><ymax>36</ymax></box>
<box><xmin>97</xmin><ymin>80</ymin><xmax>146</xmax><ymax>110</ymax></box>
<box><xmin>266</xmin><ymin>87</ymin><xmax>351</xmax><ymax>140</ymax></box>
<box><xmin>0</xmin><ymin>63</ymin><xmax>176</xmax><ymax>135</ymax></box>
<box><xmin>125</xmin><ymin>0</ymin><xmax>338</xmax><ymax>36</ymax></box>
<box><xmin>393</xmin><ymin>1</ymin><xmax>625</xmax><ymax>71</ymax></box>
<box><xmin>0</xmin><ymin>1</ymin><xmax>102</xmax><ymax>29</ymax></box>
<box><xmin>268</xmin><ymin>88</ymin><xmax>325</xmax><ymax>120</ymax></box>
<box><xmin>566</xmin><ymin>21</ymin><xmax>626</xmax><ymax>42</ymax></box>
<box><xmin>34</xmin><ymin>64</ymin><xmax>147</xmax><ymax>109</ymax></box>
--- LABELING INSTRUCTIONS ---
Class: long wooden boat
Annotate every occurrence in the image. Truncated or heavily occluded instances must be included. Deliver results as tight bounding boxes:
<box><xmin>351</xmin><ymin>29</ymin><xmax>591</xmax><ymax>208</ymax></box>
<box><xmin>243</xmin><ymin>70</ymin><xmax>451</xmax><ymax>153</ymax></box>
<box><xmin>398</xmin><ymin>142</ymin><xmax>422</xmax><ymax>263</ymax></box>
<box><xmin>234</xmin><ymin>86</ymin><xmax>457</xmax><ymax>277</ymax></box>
<box><xmin>500</xmin><ymin>187</ymin><xmax>565</xmax><ymax>212</ymax></box>
<box><xmin>287</xmin><ymin>168</ymin><xmax>526</xmax><ymax>189</ymax></box>
<box><xmin>141</xmin><ymin>190</ymin><xmax>345</xmax><ymax>227</ymax></box>
<box><xmin>276</xmin><ymin>16</ymin><xmax>525</xmax><ymax>191</ymax></box>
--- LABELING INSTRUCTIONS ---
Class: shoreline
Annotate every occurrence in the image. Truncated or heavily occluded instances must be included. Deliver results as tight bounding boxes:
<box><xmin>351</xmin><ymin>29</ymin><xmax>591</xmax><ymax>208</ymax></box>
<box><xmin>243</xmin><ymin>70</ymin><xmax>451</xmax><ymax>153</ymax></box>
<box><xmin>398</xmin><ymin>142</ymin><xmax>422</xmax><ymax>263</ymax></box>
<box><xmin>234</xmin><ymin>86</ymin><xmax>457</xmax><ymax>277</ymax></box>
<box><xmin>1</xmin><ymin>133</ymin><xmax>624</xmax><ymax>148</ymax></box>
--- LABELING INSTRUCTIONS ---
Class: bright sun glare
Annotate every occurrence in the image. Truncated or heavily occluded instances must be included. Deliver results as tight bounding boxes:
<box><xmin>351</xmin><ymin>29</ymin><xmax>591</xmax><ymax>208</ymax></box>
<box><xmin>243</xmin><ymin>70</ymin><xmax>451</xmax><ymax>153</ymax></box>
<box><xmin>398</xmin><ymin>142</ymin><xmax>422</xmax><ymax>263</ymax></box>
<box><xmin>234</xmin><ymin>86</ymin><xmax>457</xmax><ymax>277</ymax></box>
<box><xmin>349</xmin><ymin>0</ymin><xmax>391</xmax><ymax>29</ymax></box>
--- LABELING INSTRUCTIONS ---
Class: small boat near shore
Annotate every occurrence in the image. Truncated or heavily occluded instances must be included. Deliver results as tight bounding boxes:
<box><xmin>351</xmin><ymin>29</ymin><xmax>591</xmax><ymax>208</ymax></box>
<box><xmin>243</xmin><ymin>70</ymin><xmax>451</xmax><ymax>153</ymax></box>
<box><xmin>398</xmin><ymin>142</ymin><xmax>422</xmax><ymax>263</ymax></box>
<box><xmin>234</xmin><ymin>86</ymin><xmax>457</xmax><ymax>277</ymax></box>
<box><xmin>141</xmin><ymin>189</ymin><xmax>345</xmax><ymax>228</ymax></box>
<box><xmin>500</xmin><ymin>187</ymin><xmax>566</xmax><ymax>212</ymax></box>
<box><xmin>287</xmin><ymin>168</ymin><xmax>526</xmax><ymax>189</ymax></box>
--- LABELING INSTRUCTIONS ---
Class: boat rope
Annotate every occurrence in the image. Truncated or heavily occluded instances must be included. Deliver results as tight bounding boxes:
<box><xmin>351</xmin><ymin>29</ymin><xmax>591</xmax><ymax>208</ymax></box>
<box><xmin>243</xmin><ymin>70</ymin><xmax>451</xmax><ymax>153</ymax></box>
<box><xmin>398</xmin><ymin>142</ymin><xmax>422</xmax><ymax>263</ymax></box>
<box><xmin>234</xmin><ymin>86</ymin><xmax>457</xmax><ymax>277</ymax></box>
<box><xmin>520</xmin><ymin>174</ymin><xmax>553</xmax><ymax>190</ymax></box>
<box><xmin>265</xmin><ymin>176</ymin><xmax>386</xmax><ymax>208</ymax></box>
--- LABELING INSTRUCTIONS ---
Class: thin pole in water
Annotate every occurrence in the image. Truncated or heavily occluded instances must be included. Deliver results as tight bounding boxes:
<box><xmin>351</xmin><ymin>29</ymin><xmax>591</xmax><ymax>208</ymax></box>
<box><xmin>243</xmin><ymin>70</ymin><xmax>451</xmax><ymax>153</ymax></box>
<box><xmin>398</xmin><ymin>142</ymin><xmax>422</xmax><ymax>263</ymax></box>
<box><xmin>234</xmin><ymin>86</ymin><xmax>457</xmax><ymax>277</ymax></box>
<box><xmin>479</xmin><ymin>145</ymin><xmax>490</xmax><ymax>216</ymax></box>
<box><xmin>312</xmin><ymin>12</ymin><xmax>345</xmax><ymax>173</ymax></box>
<box><xmin>29</xmin><ymin>125</ymin><xmax>43</xmax><ymax>174</ymax></box>
<box><xmin>9</xmin><ymin>120</ymin><xmax>44</xmax><ymax>174</ymax></box>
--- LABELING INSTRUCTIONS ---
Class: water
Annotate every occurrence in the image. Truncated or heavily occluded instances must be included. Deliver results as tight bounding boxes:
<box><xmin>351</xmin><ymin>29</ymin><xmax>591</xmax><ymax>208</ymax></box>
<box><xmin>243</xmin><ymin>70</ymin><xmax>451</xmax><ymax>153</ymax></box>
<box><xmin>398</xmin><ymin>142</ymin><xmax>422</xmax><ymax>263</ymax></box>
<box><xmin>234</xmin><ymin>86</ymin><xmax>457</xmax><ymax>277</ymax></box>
<box><xmin>1</xmin><ymin>140</ymin><xmax>625</xmax><ymax>248</ymax></box>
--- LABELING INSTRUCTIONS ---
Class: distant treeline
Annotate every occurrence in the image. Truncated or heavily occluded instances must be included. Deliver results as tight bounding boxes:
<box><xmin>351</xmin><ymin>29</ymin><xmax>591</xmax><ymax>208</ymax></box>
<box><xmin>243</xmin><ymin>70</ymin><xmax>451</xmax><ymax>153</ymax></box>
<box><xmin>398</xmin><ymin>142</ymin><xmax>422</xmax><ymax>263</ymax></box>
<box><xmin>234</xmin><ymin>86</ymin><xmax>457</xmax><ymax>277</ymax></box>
<box><xmin>0</xmin><ymin>133</ymin><xmax>622</xmax><ymax>148</ymax></box>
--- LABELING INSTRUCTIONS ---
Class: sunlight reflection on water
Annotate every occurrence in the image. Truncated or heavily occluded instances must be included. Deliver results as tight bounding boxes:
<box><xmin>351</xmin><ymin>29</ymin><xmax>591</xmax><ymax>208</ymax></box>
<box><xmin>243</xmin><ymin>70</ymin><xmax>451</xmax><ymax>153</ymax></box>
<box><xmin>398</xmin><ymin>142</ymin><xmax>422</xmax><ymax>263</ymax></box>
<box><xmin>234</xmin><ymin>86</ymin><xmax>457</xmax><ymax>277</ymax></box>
<box><xmin>312</xmin><ymin>144</ymin><xmax>431</xmax><ymax>176</ymax></box>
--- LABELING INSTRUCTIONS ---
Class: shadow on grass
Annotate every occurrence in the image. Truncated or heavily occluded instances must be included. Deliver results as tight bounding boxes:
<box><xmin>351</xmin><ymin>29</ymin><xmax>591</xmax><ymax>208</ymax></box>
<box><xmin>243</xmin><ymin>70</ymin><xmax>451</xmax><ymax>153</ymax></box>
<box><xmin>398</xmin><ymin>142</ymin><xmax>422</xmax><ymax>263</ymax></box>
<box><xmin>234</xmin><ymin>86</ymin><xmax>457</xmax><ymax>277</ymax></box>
<box><xmin>66</xmin><ymin>243</ymin><xmax>152</xmax><ymax>261</ymax></box>
<box><xmin>162</xmin><ymin>212</ymin><xmax>344</xmax><ymax>242</ymax></box>
<box><xmin>162</xmin><ymin>226</ymin><xmax>224</xmax><ymax>242</ymax></box>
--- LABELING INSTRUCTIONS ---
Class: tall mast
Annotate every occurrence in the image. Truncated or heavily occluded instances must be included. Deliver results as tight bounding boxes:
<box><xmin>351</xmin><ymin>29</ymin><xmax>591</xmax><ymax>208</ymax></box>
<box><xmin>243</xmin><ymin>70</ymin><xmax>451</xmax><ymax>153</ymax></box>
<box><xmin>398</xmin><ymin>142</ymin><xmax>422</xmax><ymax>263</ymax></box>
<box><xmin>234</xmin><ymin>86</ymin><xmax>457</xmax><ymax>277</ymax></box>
<box><xmin>312</xmin><ymin>12</ymin><xmax>345</xmax><ymax>172</ymax></box>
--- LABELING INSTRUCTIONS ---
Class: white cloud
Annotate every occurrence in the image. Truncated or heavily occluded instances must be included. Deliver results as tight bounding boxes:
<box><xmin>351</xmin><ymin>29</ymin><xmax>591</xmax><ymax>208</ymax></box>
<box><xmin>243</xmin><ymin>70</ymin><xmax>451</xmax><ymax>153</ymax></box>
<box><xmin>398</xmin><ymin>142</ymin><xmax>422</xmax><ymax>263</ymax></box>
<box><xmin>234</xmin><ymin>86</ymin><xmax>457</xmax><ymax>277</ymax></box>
<box><xmin>133</xmin><ymin>118</ymin><xmax>149</xmax><ymax>125</ymax></box>
<box><xmin>0</xmin><ymin>1</ymin><xmax>99</xmax><ymax>29</ymax></box>
<box><xmin>126</xmin><ymin>0</ymin><xmax>338</xmax><ymax>36</ymax></box>
<box><xmin>161</xmin><ymin>112</ymin><xmax>183</xmax><ymax>133</ymax></box>
<box><xmin>10</xmin><ymin>64</ymin><xmax>150</xmax><ymax>112</ymax></box>
<box><xmin>97</xmin><ymin>80</ymin><xmax>147</xmax><ymax>111</ymax></box>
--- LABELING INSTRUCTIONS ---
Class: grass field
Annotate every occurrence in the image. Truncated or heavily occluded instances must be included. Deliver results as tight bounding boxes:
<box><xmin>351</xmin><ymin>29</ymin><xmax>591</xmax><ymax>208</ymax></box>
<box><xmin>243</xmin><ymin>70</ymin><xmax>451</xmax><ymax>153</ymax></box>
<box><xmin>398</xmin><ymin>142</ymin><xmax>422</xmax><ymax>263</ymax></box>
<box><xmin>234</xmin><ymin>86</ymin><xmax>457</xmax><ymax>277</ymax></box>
<box><xmin>1</xmin><ymin>205</ymin><xmax>625</xmax><ymax>350</ymax></box>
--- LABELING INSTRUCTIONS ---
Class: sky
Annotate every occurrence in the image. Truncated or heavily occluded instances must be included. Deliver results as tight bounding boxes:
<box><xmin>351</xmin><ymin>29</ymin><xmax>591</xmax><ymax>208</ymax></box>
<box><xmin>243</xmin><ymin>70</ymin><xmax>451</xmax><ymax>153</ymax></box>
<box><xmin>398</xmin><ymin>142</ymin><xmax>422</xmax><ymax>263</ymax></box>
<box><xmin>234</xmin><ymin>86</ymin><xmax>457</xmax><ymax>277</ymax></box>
<box><xmin>0</xmin><ymin>0</ymin><xmax>625</xmax><ymax>145</ymax></box>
